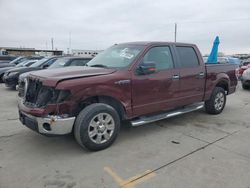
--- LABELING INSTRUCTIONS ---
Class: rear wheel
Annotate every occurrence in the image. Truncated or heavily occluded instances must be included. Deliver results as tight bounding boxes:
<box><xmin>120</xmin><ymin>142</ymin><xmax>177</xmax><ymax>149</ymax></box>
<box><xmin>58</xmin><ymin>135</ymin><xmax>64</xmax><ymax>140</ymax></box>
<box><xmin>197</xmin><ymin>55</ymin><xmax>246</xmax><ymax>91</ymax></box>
<box><xmin>74</xmin><ymin>103</ymin><xmax>120</xmax><ymax>151</ymax></box>
<box><xmin>205</xmin><ymin>87</ymin><xmax>226</xmax><ymax>114</ymax></box>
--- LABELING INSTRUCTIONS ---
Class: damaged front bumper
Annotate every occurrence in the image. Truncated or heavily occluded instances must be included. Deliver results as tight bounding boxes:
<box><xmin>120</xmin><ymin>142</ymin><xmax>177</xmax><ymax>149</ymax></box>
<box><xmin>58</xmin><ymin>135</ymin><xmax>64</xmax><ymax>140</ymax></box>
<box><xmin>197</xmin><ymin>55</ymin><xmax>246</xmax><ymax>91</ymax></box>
<box><xmin>19</xmin><ymin>111</ymin><xmax>76</xmax><ymax>135</ymax></box>
<box><xmin>18</xmin><ymin>97</ymin><xmax>76</xmax><ymax>136</ymax></box>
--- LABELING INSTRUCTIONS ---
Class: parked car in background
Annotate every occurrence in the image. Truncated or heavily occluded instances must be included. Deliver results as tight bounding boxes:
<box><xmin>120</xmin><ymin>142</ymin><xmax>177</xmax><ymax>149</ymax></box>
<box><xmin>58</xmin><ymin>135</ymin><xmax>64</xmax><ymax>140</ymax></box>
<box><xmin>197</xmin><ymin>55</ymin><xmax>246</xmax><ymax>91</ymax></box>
<box><xmin>2</xmin><ymin>57</ymin><xmax>57</xmax><ymax>89</ymax></box>
<box><xmin>237</xmin><ymin>58</ymin><xmax>250</xmax><ymax>80</ymax></box>
<box><xmin>241</xmin><ymin>68</ymin><xmax>250</xmax><ymax>90</ymax></box>
<box><xmin>203</xmin><ymin>56</ymin><xmax>241</xmax><ymax>65</ymax></box>
<box><xmin>0</xmin><ymin>55</ymin><xmax>17</xmax><ymax>64</ymax></box>
<box><xmin>0</xmin><ymin>56</ymin><xmax>22</xmax><ymax>68</ymax></box>
<box><xmin>0</xmin><ymin>59</ymin><xmax>39</xmax><ymax>83</ymax></box>
<box><xmin>228</xmin><ymin>57</ymin><xmax>241</xmax><ymax>65</ymax></box>
<box><xmin>18</xmin><ymin>56</ymin><xmax>92</xmax><ymax>94</ymax></box>
<box><xmin>242</xmin><ymin>58</ymin><xmax>250</xmax><ymax>66</ymax></box>
<box><xmin>48</xmin><ymin>56</ymin><xmax>92</xmax><ymax>69</ymax></box>
<box><xmin>217</xmin><ymin>57</ymin><xmax>241</xmax><ymax>65</ymax></box>
<box><xmin>18</xmin><ymin>42</ymin><xmax>237</xmax><ymax>151</ymax></box>
<box><xmin>0</xmin><ymin>56</ymin><xmax>43</xmax><ymax>68</ymax></box>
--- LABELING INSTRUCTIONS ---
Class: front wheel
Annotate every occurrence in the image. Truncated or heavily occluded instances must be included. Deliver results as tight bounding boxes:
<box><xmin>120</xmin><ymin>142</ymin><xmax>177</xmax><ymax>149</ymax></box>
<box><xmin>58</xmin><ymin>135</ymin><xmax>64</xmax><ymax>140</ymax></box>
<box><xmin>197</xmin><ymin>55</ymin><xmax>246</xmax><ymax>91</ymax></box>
<box><xmin>74</xmin><ymin>103</ymin><xmax>120</xmax><ymax>151</ymax></box>
<box><xmin>242</xmin><ymin>83</ymin><xmax>249</xmax><ymax>90</ymax></box>
<box><xmin>205</xmin><ymin>87</ymin><xmax>226</xmax><ymax>115</ymax></box>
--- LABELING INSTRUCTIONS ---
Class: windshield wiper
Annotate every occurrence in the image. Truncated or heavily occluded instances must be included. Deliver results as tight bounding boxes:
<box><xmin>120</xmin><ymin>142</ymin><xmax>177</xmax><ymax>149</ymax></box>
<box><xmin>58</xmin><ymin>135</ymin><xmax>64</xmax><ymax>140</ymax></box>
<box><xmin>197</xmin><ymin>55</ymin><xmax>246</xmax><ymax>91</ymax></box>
<box><xmin>90</xmin><ymin>64</ymin><xmax>108</xmax><ymax>68</ymax></box>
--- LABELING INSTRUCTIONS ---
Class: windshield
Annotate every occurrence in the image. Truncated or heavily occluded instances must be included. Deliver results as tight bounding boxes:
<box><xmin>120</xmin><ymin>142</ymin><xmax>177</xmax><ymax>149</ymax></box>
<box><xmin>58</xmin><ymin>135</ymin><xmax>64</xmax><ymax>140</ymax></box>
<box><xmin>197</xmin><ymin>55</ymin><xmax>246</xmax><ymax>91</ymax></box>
<box><xmin>86</xmin><ymin>44</ymin><xmax>143</xmax><ymax>68</ymax></box>
<box><xmin>30</xmin><ymin>58</ymin><xmax>49</xmax><ymax>67</ymax></box>
<box><xmin>10</xmin><ymin>57</ymin><xmax>29</xmax><ymax>65</ymax></box>
<box><xmin>15</xmin><ymin>61</ymin><xmax>28</xmax><ymax>67</ymax></box>
<box><xmin>48</xmin><ymin>58</ymin><xmax>69</xmax><ymax>69</ymax></box>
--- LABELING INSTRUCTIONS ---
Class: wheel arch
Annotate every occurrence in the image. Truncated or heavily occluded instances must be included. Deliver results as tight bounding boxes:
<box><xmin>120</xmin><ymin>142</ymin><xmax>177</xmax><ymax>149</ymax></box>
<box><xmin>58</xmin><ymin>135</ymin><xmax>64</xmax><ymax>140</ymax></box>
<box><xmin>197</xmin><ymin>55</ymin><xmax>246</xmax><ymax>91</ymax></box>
<box><xmin>215</xmin><ymin>79</ymin><xmax>229</xmax><ymax>94</ymax></box>
<box><xmin>73</xmin><ymin>95</ymin><xmax>127</xmax><ymax>120</ymax></box>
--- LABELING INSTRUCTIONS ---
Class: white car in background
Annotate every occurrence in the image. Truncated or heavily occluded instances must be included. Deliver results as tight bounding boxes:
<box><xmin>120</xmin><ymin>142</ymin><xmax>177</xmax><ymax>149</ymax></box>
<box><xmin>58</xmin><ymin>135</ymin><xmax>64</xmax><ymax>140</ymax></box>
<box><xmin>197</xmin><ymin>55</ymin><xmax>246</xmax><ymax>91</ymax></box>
<box><xmin>241</xmin><ymin>68</ymin><xmax>250</xmax><ymax>90</ymax></box>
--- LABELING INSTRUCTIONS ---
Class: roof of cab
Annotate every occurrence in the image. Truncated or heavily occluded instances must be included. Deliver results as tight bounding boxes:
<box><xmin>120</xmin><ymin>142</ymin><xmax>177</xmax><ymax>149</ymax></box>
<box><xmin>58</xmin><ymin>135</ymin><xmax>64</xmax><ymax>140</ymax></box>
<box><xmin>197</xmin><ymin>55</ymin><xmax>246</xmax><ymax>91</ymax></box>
<box><xmin>57</xmin><ymin>56</ymin><xmax>92</xmax><ymax>60</ymax></box>
<box><xmin>117</xmin><ymin>41</ymin><xmax>196</xmax><ymax>46</ymax></box>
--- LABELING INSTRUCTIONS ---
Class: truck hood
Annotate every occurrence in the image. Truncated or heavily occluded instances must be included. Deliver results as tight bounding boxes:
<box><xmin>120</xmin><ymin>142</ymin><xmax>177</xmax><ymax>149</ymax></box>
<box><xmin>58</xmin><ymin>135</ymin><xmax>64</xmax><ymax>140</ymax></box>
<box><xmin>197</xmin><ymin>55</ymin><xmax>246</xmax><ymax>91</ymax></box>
<box><xmin>29</xmin><ymin>66</ymin><xmax>117</xmax><ymax>87</ymax></box>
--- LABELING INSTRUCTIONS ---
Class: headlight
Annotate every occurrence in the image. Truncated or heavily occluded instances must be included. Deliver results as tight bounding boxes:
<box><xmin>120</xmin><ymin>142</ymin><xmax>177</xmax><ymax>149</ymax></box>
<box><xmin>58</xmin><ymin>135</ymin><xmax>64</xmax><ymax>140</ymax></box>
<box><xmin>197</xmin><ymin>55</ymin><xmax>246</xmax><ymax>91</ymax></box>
<box><xmin>8</xmin><ymin>72</ymin><xmax>19</xmax><ymax>77</ymax></box>
<box><xmin>49</xmin><ymin>89</ymin><xmax>71</xmax><ymax>104</ymax></box>
<box><xmin>56</xmin><ymin>90</ymin><xmax>71</xmax><ymax>103</ymax></box>
<box><xmin>35</xmin><ymin>88</ymin><xmax>71</xmax><ymax>107</ymax></box>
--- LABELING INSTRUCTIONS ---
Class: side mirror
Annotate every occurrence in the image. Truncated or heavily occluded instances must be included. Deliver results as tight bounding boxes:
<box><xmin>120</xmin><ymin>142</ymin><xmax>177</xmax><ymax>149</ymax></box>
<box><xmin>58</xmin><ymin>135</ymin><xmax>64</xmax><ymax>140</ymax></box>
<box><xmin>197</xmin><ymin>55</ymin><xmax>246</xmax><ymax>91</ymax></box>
<box><xmin>136</xmin><ymin>61</ymin><xmax>156</xmax><ymax>75</ymax></box>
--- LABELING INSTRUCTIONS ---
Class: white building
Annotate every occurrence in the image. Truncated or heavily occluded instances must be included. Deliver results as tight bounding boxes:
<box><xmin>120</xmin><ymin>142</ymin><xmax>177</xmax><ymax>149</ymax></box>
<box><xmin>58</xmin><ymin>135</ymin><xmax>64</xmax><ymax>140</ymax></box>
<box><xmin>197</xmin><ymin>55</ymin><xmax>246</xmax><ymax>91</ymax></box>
<box><xmin>72</xmin><ymin>49</ymin><xmax>103</xmax><ymax>58</ymax></box>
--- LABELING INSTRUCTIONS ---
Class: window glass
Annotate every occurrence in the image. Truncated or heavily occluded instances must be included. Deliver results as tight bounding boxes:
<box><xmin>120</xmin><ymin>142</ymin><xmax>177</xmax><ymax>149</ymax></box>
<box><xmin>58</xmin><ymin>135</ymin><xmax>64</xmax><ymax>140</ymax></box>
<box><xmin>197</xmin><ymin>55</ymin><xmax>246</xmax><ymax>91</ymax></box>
<box><xmin>46</xmin><ymin>58</ymin><xmax>57</xmax><ymax>66</ymax></box>
<box><xmin>70</xmin><ymin>59</ymin><xmax>90</xmax><ymax>66</ymax></box>
<box><xmin>86</xmin><ymin>44</ymin><xmax>143</xmax><ymax>68</ymax></box>
<box><xmin>142</xmin><ymin>46</ymin><xmax>174</xmax><ymax>70</ymax></box>
<box><xmin>30</xmin><ymin>58</ymin><xmax>49</xmax><ymax>67</ymax></box>
<box><xmin>48</xmin><ymin>58</ymin><xmax>69</xmax><ymax>69</ymax></box>
<box><xmin>176</xmin><ymin>47</ymin><xmax>199</xmax><ymax>68</ymax></box>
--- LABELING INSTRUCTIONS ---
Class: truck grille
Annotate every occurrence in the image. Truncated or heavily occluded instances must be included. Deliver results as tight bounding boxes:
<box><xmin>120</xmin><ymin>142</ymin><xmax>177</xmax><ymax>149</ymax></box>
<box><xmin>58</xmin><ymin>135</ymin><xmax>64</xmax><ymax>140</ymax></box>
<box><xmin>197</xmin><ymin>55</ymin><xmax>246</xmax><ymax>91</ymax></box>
<box><xmin>18</xmin><ymin>80</ymin><xmax>25</xmax><ymax>97</ymax></box>
<box><xmin>25</xmin><ymin>79</ymin><xmax>43</xmax><ymax>104</ymax></box>
<box><xmin>24</xmin><ymin>78</ymin><xmax>56</xmax><ymax>108</ymax></box>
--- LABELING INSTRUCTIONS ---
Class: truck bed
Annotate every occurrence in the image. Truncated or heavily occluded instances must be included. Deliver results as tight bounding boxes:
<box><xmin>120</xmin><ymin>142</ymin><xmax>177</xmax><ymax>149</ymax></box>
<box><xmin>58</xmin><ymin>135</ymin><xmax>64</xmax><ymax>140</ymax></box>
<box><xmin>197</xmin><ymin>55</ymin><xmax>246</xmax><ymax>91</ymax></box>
<box><xmin>204</xmin><ymin>63</ymin><xmax>238</xmax><ymax>100</ymax></box>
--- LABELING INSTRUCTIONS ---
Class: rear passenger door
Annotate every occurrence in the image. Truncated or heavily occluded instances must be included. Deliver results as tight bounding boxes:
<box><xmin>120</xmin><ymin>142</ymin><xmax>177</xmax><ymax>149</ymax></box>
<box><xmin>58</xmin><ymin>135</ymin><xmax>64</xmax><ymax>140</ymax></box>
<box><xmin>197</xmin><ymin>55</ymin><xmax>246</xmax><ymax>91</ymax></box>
<box><xmin>175</xmin><ymin>45</ymin><xmax>205</xmax><ymax>105</ymax></box>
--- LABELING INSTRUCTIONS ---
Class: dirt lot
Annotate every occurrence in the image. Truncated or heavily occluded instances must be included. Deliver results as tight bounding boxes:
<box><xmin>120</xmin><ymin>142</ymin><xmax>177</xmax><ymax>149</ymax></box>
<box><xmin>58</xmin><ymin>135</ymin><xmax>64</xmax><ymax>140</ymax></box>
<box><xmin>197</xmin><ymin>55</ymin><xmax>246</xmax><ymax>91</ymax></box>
<box><xmin>0</xmin><ymin>84</ymin><xmax>250</xmax><ymax>188</ymax></box>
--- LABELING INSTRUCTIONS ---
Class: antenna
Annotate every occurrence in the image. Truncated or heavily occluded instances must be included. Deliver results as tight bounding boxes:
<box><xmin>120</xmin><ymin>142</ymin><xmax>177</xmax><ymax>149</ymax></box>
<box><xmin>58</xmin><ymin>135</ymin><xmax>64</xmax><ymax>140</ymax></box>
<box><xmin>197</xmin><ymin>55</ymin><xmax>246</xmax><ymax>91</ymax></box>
<box><xmin>69</xmin><ymin>31</ymin><xmax>71</xmax><ymax>54</ymax></box>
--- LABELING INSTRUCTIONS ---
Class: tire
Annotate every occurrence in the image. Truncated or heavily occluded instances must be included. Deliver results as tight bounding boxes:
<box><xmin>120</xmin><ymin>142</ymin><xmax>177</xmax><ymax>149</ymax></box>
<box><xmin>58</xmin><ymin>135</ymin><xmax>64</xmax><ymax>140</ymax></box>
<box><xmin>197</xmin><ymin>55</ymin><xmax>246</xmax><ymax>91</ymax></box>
<box><xmin>74</xmin><ymin>103</ymin><xmax>120</xmax><ymax>151</ymax></box>
<box><xmin>0</xmin><ymin>74</ymin><xmax>3</xmax><ymax>83</ymax></box>
<box><xmin>205</xmin><ymin>87</ymin><xmax>226</xmax><ymax>115</ymax></box>
<box><xmin>242</xmin><ymin>84</ymin><xmax>249</xmax><ymax>90</ymax></box>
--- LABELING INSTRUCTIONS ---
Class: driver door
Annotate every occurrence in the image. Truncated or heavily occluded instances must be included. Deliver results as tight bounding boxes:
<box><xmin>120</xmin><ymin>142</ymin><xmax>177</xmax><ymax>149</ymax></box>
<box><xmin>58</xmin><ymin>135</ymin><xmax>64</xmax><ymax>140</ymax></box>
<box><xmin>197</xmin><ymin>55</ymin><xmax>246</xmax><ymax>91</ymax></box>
<box><xmin>131</xmin><ymin>46</ymin><xmax>180</xmax><ymax>117</ymax></box>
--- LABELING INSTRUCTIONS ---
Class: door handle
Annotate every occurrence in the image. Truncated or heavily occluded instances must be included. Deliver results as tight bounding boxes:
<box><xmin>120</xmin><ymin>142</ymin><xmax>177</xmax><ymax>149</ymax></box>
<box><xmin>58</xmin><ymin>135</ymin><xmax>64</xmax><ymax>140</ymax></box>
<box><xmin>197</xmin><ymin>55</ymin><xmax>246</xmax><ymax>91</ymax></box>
<box><xmin>197</xmin><ymin>72</ymin><xmax>205</xmax><ymax>78</ymax></box>
<box><xmin>172</xmin><ymin>75</ymin><xmax>180</xmax><ymax>80</ymax></box>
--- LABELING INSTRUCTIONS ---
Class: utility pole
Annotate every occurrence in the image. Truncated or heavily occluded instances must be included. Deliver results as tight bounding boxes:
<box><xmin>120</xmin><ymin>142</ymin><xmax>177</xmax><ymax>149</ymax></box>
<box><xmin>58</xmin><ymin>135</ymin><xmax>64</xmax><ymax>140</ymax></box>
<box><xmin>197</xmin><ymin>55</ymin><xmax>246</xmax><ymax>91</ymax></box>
<box><xmin>51</xmin><ymin>38</ymin><xmax>54</xmax><ymax>50</ymax></box>
<box><xmin>174</xmin><ymin>23</ymin><xmax>177</xmax><ymax>42</ymax></box>
<box><xmin>69</xmin><ymin>31</ymin><xmax>71</xmax><ymax>54</ymax></box>
<box><xmin>45</xmin><ymin>41</ymin><xmax>48</xmax><ymax>56</ymax></box>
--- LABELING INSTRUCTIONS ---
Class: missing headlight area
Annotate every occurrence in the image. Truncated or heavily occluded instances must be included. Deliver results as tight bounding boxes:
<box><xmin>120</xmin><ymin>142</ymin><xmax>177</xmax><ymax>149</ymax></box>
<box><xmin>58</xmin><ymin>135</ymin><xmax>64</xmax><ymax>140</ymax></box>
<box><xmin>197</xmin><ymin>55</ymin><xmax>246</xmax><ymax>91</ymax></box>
<box><xmin>24</xmin><ymin>78</ymin><xmax>70</xmax><ymax>108</ymax></box>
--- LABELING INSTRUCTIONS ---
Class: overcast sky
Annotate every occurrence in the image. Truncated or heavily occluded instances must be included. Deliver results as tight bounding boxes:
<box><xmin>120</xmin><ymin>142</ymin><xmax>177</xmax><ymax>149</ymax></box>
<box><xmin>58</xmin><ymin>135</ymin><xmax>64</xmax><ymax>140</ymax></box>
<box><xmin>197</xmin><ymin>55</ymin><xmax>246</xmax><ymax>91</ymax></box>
<box><xmin>0</xmin><ymin>0</ymin><xmax>250</xmax><ymax>54</ymax></box>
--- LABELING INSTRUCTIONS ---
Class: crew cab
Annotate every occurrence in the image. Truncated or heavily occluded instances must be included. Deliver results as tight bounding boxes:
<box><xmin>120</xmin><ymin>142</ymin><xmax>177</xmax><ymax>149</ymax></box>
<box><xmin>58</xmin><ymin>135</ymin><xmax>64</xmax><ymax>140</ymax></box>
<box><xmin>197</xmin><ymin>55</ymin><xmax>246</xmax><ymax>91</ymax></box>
<box><xmin>18</xmin><ymin>42</ymin><xmax>237</xmax><ymax>151</ymax></box>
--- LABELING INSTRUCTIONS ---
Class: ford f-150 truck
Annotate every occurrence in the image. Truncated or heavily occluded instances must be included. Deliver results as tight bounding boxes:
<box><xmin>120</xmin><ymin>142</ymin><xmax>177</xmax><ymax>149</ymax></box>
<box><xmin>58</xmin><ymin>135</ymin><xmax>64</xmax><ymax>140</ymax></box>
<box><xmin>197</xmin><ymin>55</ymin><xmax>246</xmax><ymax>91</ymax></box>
<box><xmin>18</xmin><ymin>42</ymin><xmax>237</xmax><ymax>151</ymax></box>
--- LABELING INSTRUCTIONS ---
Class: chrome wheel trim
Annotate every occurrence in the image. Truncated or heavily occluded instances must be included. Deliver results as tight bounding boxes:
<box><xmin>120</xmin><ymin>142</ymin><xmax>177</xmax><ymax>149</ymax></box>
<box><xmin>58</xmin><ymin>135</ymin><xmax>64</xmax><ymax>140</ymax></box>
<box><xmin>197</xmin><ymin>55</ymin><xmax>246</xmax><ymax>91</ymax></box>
<box><xmin>214</xmin><ymin>92</ymin><xmax>225</xmax><ymax>111</ymax></box>
<box><xmin>88</xmin><ymin>113</ymin><xmax>115</xmax><ymax>144</ymax></box>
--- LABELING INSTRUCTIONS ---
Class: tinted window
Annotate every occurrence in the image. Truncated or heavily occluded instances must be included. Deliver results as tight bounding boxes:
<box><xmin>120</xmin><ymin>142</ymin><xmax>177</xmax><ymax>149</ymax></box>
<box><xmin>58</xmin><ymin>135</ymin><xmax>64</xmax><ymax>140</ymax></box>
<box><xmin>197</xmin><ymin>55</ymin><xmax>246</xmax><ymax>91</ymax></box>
<box><xmin>176</xmin><ymin>47</ymin><xmax>199</xmax><ymax>68</ymax></box>
<box><xmin>142</xmin><ymin>46</ymin><xmax>174</xmax><ymax>70</ymax></box>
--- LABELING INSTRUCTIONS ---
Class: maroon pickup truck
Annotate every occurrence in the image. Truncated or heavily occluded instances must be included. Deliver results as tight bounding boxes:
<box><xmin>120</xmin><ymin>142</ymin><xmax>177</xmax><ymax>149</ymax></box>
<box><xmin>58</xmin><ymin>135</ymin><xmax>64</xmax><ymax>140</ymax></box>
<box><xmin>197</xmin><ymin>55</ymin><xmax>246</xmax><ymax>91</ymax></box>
<box><xmin>18</xmin><ymin>42</ymin><xmax>237</xmax><ymax>151</ymax></box>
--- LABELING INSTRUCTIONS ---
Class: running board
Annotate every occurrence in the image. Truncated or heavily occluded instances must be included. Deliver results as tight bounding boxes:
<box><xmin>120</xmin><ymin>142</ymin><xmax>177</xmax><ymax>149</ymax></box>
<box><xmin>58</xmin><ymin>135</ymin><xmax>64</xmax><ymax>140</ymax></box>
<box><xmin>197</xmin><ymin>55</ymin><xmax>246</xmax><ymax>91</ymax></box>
<box><xmin>131</xmin><ymin>103</ymin><xmax>204</xmax><ymax>127</ymax></box>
